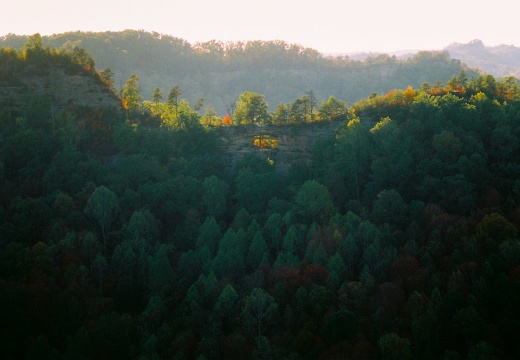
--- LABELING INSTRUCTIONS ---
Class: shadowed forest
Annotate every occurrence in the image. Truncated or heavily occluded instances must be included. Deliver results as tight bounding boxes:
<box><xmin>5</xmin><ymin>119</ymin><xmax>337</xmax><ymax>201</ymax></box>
<box><xmin>1</xmin><ymin>35</ymin><xmax>520</xmax><ymax>359</ymax></box>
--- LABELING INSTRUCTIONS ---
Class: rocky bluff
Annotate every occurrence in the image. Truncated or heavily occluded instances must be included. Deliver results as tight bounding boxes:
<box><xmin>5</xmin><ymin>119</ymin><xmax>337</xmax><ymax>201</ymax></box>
<box><xmin>0</xmin><ymin>64</ymin><xmax>121</xmax><ymax>115</ymax></box>
<box><xmin>216</xmin><ymin>122</ymin><xmax>340</xmax><ymax>173</ymax></box>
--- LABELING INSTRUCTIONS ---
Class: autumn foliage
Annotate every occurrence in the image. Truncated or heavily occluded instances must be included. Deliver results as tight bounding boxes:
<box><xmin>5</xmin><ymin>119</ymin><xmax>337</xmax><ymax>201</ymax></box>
<box><xmin>221</xmin><ymin>114</ymin><xmax>233</xmax><ymax>125</ymax></box>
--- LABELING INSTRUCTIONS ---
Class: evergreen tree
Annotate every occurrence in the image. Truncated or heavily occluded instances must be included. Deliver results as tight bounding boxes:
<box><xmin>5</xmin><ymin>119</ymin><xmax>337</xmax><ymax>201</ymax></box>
<box><xmin>148</xmin><ymin>244</ymin><xmax>175</xmax><ymax>296</ymax></box>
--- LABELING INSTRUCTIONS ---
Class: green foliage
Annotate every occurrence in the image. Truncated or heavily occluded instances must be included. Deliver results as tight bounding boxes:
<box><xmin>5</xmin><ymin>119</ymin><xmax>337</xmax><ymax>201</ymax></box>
<box><xmin>124</xmin><ymin>209</ymin><xmax>159</xmax><ymax>248</ymax></box>
<box><xmin>72</xmin><ymin>47</ymin><xmax>95</xmax><ymax>70</ymax></box>
<box><xmin>467</xmin><ymin>341</ymin><xmax>496</xmax><ymax>360</ymax></box>
<box><xmin>272</xmin><ymin>103</ymin><xmax>292</xmax><ymax>125</ymax></box>
<box><xmin>476</xmin><ymin>212</ymin><xmax>517</xmax><ymax>243</ymax></box>
<box><xmin>379</xmin><ymin>333</ymin><xmax>412</xmax><ymax>360</ymax></box>
<box><xmin>122</xmin><ymin>74</ymin><xmax>142</xmax><ymax>113</ymax></box>
<box><xmin>335</xmin><ymin>118</ymin><xmax>372</xmax><ymax>201</ymax></box>
<box><xmin>247</xmin><ymin>231</ymin><xmax>270</xmax><ymax>269</ymax></box>
<box><xmin>84</xmin><ymin>185</ymin><xmax>120</xmax><ymax>251</ymax></box>
<box><xmin>318</xmin><ymin>96</ymin><xmax>348</xmax><ymax>122</ymax></box>
<box><xmin>294</xmin><ymin>180</ymin><xmax>335</xmax><ymax>223</ymax></box>
<box><xmin>371</xmin><ymin>189</ymin><xmax>407</xmax><ymax>227</ymax></box>
<box><xmin>148</xmin><ymin>244</ymin><xmax>175</xmax><ymax>296</ymax></box>
<box><xmin>233</xmin><ymin>91</ymin><xmax>270</xmax><ymax>124</ymax></box>
<box><xmin>212</xmin><ymin>248</ymin><xmax>245</xmax><ymax>279</ymax></box>
<box><xmin>196</xmin><ymin>216</ymin><xmax>221</xmax><ymax>256</ymax></box>
<box><xmin>320</xmin><ymin>309</ymin><xmax>358</xmax><ymax>344</ymax></box>
<box><xmin>234</xmin><ymin>165</ymin><xmax>280</xmax><ymax>214</ymax></box>
<box><xmin>1</xmin><ymin>128</ymin><xmax>58</xmax><ymax>182</ymax></box>
<box><xmin>3</xmin><ymin>40</ymin><xmax>520</xmax><ymax>359</ymax></box>
<box><xmin>432</xmin><ymin>130</ymin><xmax>463</xmax><ymax>161</ymax></box>
<box><xmin>242</xmin><ymin>288</ymin><xmax>279</xmax><ymax>338</ymax></box>
<box><xmin>202</xmin><ymin>175</ymin><xmax>229</xmax><ymax>217</ymax></box>
<box><xmin>215</xmin><ymin>284</ymin><xmax>239</xmax><ymax>318</ymax></box>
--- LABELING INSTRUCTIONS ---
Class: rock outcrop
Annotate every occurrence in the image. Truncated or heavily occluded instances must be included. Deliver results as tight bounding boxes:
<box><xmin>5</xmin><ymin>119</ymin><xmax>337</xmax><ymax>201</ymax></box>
<box><xmin>216</xmin><ymin>122</ymin><xmax>339</xmax><ymax>173</ymax></box>
<box><xmin>0</xmin><ymin>64</ymin><xmax>121</xmax><ymax>115</ymax></box>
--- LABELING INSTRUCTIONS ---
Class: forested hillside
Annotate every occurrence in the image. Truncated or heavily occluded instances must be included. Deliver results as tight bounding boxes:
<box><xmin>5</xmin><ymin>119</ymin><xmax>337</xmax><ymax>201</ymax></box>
<box><xmin>0</xmin><ymin>35</ymin><xmax>120</xmax><ymax>120</ymax></box>
<box><xmin>1</xmin><ymin>30</ymin><xmax>478</xmax><ymax>114</ymax></box>
<box><xmin>332</xmin><ymin>40</ymin><xmax>520</xmax><ymax>80</ymax></box>
<box><xmin>1</xmin><ymin>38</ymin><xmax>520</xmax><ymax>359</ymax></box>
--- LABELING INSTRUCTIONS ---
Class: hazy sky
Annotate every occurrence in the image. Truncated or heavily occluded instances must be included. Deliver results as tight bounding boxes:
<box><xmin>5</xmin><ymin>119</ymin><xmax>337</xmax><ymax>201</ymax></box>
<box><xmin>1</xmin><ymin>0</ymin><xmax>519</xmax><ymax>53</ymax></box>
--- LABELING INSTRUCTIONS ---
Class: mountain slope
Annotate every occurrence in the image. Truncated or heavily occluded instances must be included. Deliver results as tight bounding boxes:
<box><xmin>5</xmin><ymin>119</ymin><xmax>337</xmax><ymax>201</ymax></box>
<box><xmin>0</xmin><ymin>41</ymin><xmax>122</xmax><ymax>132</ymax></box>
<box><xmin>446</xmin><ymin>39</ymin><xmax>520</xmax><ymax>77</ymax></box>
<box><xmin>1</xmin><ymin>31</ymin><xmax>477</xmax><ymax>114</ymax></box>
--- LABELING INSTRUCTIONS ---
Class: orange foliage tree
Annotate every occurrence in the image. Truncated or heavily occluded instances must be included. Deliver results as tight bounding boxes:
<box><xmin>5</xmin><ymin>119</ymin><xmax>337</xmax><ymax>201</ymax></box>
<box><xmin>222</xmin><ymin>114</ymin><xmax>232</xmax><ymax>125</ymax></box>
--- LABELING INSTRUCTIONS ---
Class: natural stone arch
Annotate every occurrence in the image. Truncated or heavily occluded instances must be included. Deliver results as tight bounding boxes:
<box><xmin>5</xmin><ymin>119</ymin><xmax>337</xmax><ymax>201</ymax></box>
<box><xmin>253</xmin><ymin>134</ymin><xmax>278</xmax><ymax>149</ymax></box>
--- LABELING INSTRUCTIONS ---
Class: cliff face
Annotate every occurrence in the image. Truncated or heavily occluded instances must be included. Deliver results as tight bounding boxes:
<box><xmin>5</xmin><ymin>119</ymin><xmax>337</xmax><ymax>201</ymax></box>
<box><xmin>0</xmin><ymin>64</ymin><xmax>122</xmax><ymax>115</ymax></box>
<box><xmin>216</xmin><ymin>122</ymin><xmax>339</xmax><ymax>173</ymax></box>
<box><xmin>0</xmin><ymin>55</ymin><xmax>337</xmax><ymax>169</ymax></box>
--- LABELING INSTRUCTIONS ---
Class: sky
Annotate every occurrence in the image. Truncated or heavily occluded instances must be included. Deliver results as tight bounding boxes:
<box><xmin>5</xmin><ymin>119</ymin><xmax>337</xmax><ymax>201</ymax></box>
<box><xmin>1</xmin><ymin>0</ymin><xmax>519</xmax><ymax>54</ymax></box>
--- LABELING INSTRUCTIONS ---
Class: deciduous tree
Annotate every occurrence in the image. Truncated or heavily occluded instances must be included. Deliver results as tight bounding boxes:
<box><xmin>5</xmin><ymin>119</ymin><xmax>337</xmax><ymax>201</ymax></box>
<box><xmin>242</xmin><ymin>288</ymin><xmax>279</xmax><ymax>338</ymax></box>
<box><xmin>233</xmin><ymin>91</ymin><xmax>270</xmax><ymax>124</ymax></box>
<box><xmin>335</xmin><ymin>118</ymin><xmax>372</xmax><ymax>201</ymax></box>
<box><xmin>318</xmin><ymin>96</ymin><xmax>348</xmax><ymax>122</ymax></box>
<box><xmin>83</xmin><ymin>185</ymin><xmax>120</xmax><ymax>253</ymax></box>
<box><xmin>294</xmin><ymin>180</ymin><xmax>335</xmax><ymax>223</ymax></box>
<box><xmin>378</xmin><ymin>333</ymin><xmax>412</xmax><ymax>360</ymax></box>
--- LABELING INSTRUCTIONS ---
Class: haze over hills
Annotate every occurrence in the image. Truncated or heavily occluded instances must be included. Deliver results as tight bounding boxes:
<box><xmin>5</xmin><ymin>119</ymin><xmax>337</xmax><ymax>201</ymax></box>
<box><xmin>335</xmin><ymin>39</ymin><xmax>520</xmax><ymax>78</ymax></box>
<box><xmin>445</xmin><ymin>39</ymin><xmax>520</xmax><ymax>78</ymax></box>
<box><xmin>1</xmin><ymin>31</ymin><xmax>482</xmax><ymax>115</ymax></box>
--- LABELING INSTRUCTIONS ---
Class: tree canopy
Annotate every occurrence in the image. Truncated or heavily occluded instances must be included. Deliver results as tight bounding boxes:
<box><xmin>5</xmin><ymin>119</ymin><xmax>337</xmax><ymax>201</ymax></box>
<box><xmin>2</xmin><ymin>38</ymin><xmax>520</xmax><ymax>359</ymax></box>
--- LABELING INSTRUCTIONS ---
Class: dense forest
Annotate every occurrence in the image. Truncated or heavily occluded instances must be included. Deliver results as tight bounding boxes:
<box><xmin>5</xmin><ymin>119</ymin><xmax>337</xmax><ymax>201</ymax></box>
<box><xmin>1</xmin><ymin>30</ymin><xmax>479</xmax><ymax>114</ymax></box>
<box><xmin>2</xmin><ymin>38</ymin><xmax>520</xmax><ymax>360</ymax></box>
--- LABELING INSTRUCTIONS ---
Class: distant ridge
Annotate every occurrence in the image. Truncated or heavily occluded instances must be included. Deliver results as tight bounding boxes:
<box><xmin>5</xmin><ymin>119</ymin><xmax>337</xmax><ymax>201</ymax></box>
<box><xmin>326</xmin><ymin>50</ymin><xmax>419</xmax><ymax>62</ymax></box>
<box><xmin>0</xmin><ymin>31</ymin><xmax>480</xmax><ymax>114</ymax></box>
<box><xmin>329</xmin><ymin>40</ymin><xmax>520</xmax><ymax>79</ymax></box>
<box><xmin>445</xmin><ymin>39</ymin><xmax>520</xmax><ymax>77</ymax></box>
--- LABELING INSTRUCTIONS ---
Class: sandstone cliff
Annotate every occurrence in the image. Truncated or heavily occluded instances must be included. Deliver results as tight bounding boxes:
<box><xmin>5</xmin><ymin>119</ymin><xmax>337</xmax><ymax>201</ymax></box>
<box><xmin>216</xmin><ymin>122</ymin><xmax>339</xmax><ymax>173</ymax></box>
<box><xmin>0</xmin><ymin>64</ymin><xmax>122</xmax><ymax>116</ymax></box>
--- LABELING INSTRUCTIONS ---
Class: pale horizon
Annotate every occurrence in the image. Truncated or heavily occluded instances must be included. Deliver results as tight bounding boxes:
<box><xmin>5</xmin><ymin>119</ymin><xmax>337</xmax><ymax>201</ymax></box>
<box><xmin>1</xmin><ymin>0</ymin><xmax>519</xmax><ymax>54</ymax></box>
